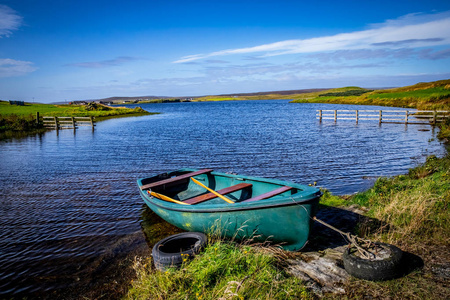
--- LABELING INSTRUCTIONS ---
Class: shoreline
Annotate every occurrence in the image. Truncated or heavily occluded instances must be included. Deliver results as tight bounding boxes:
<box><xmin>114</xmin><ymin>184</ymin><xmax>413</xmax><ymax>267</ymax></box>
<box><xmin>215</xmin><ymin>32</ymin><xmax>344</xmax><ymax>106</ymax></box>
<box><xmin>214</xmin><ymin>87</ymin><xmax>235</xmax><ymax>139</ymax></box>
<box><xmin>0</xmin><ymin>101</ymin><xmax>156</xmax><ymax>141</ymax></box>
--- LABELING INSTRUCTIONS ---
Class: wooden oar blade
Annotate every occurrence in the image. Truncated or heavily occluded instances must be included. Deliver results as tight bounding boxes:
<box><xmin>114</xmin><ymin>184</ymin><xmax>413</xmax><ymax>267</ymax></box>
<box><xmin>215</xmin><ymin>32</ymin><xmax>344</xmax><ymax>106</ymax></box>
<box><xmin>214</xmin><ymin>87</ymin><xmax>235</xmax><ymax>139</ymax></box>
<box><xmin>149</xmin><ymin>191</ymin><xmax>190</xmax><ymax>205</ymax></box>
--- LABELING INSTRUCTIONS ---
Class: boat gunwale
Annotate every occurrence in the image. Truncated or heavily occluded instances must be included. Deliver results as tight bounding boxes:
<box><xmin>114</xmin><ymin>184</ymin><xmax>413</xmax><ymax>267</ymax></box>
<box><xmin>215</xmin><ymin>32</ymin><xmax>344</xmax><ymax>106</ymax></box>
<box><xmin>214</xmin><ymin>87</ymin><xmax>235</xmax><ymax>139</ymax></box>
<box><xmin>137</xmin><ymin>168</ymin><xmax>321</xmax><ymax>213</ymax></box>
<box><xmin>140</xmin><ymin>193</ymin><xmax>321</xmax><ymax>213</ymax></box>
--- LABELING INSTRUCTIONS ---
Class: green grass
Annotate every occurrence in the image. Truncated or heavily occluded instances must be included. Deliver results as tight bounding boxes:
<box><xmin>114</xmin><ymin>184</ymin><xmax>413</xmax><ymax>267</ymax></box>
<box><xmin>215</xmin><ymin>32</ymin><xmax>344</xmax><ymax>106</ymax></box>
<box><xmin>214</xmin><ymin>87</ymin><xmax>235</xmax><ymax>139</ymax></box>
<box><xmin>138</xmin><ymin>99</ymin><xmax>185</xmax><ymax>103</ymax></box>
<box><xmin>290</xmin><ymin>79</ymin><xmax>450</xmax><ymax>110</ymax></box>
<box><xmin>125</xmin><ymin>239</ymin><xmax>310</xmax><ymax>300</ymax></box>
<box><xmin>194</xmin><ymin>97</ymin><xmax>239</xmax><ymax>102</ymax></box>
<box><xmin>318</xmin><ymin>88</ymin><xmax>373</xmax><ymax>97</ymax></box>
<box><xmin>348</xmin><ymin>154</ymin><xmax>450</xmax><ymax>245</ymax></box>
<box><xmin>1</xmin><ymin>101</ymin><xmax>65</xmax><ymax>115</ymax></box>
<box><xmin>368</xmin><ymin>87</ymin><xmax>450</xmax><ymax>101</ymax></box>
<box><xmin>0</xmin><ymin>100</ymin><xmax>152</xmax><ymax>118</ymax></box>
<box><xmin>0</xmin><ymin>113</ymin><xmax>46</xmax><ymax>135</ymax></box>
<box><xmin>0</xmin><ymin>101</ymin><xmax>154</xmax><ymax>138</ymax></box>
<box><xmin>318</xmin><ymin>188</ymin><xmax>348</xmax><ymax>207</ymax></box>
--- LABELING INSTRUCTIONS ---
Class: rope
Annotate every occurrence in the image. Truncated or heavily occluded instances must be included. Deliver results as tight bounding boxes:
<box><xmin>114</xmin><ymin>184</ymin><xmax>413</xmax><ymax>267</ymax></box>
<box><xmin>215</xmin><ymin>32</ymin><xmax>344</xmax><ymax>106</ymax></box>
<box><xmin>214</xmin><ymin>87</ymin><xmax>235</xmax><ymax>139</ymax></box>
<box><xmin>313</xmin><ymin>217</ymin><xmax>377</xmax><ymax>259</ymax></box>
<box><xmin>290</xmin><ymin>198</ymin><xmax>380</xmax><ymax>259</ymax></box>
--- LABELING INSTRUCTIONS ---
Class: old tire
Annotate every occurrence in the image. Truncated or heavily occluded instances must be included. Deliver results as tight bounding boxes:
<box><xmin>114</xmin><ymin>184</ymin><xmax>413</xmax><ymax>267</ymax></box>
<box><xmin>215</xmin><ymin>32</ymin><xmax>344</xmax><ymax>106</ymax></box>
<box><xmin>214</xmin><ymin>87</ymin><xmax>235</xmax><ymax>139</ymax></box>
<box><xmin>152</xmin><ymin>232</ymin><xmax>207</xmax><ymax>271</ymax></box>
<box><xmin>343</xmin><ymin>242</ymin><xmax>403</xmax><ymax>281</ymax></box>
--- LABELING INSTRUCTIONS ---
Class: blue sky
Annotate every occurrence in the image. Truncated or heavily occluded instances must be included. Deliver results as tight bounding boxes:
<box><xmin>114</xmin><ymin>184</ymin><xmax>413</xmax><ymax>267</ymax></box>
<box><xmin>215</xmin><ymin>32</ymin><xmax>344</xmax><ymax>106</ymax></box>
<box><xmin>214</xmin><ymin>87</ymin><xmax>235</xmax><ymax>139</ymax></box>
<box><xmin>1</xmin><ymin>0</ymin><xmax>450</xmax><ymax>103</ymax></box>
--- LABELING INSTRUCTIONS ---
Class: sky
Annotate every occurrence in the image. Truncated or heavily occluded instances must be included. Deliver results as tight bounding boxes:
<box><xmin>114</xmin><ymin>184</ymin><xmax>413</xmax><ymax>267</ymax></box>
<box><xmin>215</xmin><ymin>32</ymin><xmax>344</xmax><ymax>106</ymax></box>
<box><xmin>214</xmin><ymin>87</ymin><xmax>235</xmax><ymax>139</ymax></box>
<box><xmin>1</xmin><ymin>0</ymin><xmax>450</xmax><ymax>103</ymax></box>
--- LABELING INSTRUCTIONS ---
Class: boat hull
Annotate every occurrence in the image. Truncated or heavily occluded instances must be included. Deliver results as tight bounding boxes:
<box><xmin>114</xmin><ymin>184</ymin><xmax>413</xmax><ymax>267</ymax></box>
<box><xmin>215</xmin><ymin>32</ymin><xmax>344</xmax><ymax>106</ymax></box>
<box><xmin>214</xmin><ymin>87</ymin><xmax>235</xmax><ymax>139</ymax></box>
<box><xmin>138</xmin><ymin>169</ymin><xmax>321</xmax><ymax>251</ymax></box>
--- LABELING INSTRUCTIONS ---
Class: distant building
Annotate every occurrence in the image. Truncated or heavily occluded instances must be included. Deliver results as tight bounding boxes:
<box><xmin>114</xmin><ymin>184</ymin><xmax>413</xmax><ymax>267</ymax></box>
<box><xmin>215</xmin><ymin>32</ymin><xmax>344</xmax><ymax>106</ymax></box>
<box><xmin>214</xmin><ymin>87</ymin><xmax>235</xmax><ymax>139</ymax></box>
<box><xmin>9</xmin><ymin>100</ymin><xmax>25</xmax><ymax>106</ymax></box>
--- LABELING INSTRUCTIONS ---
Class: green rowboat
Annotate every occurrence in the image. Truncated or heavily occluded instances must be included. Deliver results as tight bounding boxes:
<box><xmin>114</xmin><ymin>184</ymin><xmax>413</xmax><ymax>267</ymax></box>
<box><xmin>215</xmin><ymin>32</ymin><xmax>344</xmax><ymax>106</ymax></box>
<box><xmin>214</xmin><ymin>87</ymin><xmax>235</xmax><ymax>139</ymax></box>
<box><xmin>137</xmin><ymin>168</ymin><xmax>322</xmax><ymax>251</ymax></box>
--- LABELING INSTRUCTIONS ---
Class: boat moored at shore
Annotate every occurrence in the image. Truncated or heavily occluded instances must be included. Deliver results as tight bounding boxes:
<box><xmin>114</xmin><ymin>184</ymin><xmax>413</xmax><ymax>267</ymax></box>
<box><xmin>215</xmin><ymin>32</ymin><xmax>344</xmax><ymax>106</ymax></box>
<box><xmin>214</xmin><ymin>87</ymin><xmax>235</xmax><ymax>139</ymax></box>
<box><xmin>137</xmin><ymin>168</ymin><xmax>322</xmax><ymax>250</ymax></box>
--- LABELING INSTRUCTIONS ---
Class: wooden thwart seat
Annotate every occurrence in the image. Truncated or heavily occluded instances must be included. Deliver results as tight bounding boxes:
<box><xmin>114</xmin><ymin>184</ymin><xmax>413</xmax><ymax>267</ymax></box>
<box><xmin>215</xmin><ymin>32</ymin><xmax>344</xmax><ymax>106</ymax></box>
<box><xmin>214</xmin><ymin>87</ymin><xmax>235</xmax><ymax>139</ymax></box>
<box><xmin>184</xmin><ymin>183</ymin><xmax>253</xmax><ymax>205</ymax></box>
<box><xmin>140</xmin><ymin>169</ymin><xmax>213</xmax><ymax>191</ymax></box>
<box><xmin>242</xmin><ymin>186</ymin><xmax>293</xmax><ymax>202</ymax></box>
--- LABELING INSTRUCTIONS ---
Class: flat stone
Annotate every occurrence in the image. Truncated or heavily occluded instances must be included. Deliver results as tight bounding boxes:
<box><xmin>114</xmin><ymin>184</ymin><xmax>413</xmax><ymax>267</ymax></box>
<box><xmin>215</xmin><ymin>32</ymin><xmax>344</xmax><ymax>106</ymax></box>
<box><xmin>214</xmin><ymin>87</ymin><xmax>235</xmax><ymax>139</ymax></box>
<box><xmin>287</xmin><ymin>246</ymin><xmax>349</xmax><ymax>296</ymax></box>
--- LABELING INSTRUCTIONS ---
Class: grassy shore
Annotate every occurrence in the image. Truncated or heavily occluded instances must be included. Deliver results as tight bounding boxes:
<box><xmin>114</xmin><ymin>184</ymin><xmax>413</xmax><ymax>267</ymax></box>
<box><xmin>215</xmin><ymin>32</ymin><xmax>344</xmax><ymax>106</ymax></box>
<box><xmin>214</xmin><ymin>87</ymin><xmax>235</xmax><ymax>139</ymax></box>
<box><xmin>127</xmin><ymin>239</ymin><xmax>310</xmax><ymax>300</ymax></box>
<box><xmin>0</xmin><ymin>101</ymin><xmax>153</xmax><ymax>138</ymax></box>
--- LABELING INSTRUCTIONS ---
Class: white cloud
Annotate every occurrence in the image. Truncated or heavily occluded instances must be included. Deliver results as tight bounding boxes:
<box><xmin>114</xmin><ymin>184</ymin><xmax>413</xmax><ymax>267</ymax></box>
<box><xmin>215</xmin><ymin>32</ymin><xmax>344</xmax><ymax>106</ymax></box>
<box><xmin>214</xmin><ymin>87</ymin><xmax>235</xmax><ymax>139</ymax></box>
<box><xmin>0</xmin><ymin>58</ymin><xmax>38</xmax><ymax>77</ymax></box>
<box><xmin>0</xmin><ymin>5</ymin><xmax>22</xmax><ymax>37</ymax></box>
<box><xmin>173</xmin><ymin>11</ymin><xmax>450</xmax><ymax>63</ymax></box>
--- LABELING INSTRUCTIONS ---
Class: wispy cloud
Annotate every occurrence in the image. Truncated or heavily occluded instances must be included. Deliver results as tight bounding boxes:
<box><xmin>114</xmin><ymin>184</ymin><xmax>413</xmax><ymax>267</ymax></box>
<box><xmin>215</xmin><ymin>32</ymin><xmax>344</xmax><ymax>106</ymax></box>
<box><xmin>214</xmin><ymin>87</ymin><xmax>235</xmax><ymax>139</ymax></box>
<box><xmin>202</xmin><ymin>61</ymin><xmax>385</xmax><ymax>79</ymax></box>
<box><xmin>371</xmin><ymin>38</ymin><xmax>444</xmax><ymax>47</ymax></box>
<box><xmin>205</xmin><ymin>59</ymin><xmax>229</xmax><ymax>64</ymax></box>
<box><xmin>0</xmin><ymin>58</ymin><xmax>37</xmax><ymax>77</ymax></box>
<box><xmin>173</xmin><ymin>11</ymin><xmax>450</xmax><ymax>63</ymax></box>
<box><xmin>0</xmin><ymin>5</ymin><xmax>22</xmax><ymax>37</ymax></box>
<box><xmin>67</xmin><ymin>56</ymin><xmax>141</xmax><ymax>68</ymax></box>
<box><xmin>419</xmin><ymin>48</ymin><xmax>450</xmax><ymax>60</ymax></box>
<box><xmin>306</xmin><ymin>47</ymin><xmax>450</xmax><ymax>63</ymax></box>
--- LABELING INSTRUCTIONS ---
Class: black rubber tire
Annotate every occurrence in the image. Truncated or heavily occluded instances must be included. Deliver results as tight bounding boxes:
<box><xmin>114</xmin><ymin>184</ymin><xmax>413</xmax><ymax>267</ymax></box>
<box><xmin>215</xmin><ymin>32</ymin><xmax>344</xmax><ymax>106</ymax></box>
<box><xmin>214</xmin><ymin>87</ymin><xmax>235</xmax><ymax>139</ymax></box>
<box><xmin>343</xmin><ymin>242</ymin><xmax>403</xmax><ymax>281</ymax></box>
<box><xmin>152</xmin><ymin>232</ymin><xmax>207</xmax><ymax>271</ymax></box>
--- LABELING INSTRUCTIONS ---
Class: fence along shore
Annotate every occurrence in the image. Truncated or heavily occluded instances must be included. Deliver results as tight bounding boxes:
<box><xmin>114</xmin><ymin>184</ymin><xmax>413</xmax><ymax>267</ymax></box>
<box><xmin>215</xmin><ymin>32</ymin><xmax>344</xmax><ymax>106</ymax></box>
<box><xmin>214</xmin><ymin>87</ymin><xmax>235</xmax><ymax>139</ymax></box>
<box><xmin>35</xmin><ymin>112</ymin><xmax>95</xmax><ymax>130</ymax></box>
<box><xmin>317</xmin><ymin>110</ymin><xmax>450</xmax><ymax>125</ymax></box>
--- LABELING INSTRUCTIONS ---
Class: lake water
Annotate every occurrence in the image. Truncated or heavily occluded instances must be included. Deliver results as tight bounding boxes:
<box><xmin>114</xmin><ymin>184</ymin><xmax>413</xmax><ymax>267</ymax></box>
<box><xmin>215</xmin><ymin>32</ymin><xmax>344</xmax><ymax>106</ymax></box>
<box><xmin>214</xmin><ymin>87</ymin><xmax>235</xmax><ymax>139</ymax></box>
<box><xmin>0</xmin><ymin>100</ymin><xmax>446</xmax><ymax>298</ymax></box>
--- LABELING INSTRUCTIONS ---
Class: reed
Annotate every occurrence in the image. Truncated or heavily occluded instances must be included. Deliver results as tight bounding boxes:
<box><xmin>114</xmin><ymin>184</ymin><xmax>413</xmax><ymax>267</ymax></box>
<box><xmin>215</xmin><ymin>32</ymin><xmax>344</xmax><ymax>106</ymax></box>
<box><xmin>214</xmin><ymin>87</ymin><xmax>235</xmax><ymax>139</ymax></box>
<box><xmin>349</xmin><ymin>154</ymin><xmax>450</xmax><ymax>247</ymax></box>
<box><xmin>0</xmin><ymin>113</ymin><xmax>44</xmax><ymax>133</ymax></box>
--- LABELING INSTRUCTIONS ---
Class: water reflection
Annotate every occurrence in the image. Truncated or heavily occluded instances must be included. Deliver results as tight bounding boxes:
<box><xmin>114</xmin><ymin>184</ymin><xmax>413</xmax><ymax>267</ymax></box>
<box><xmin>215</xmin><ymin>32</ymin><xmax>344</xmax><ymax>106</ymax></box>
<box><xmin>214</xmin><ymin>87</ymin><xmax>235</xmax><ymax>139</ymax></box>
<box><xmin>139</xmin><ymin>205</ymin><xmax>183</xmax><ymax>247</ymax></box>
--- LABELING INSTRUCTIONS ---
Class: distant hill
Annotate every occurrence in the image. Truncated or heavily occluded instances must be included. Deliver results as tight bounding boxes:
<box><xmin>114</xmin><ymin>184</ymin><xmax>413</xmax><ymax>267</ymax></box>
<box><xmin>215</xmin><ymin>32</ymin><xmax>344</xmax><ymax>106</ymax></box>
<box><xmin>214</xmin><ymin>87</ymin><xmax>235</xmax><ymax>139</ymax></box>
<box><xmin>99</xmin><ymin>95</ymin><xmax>170</xmax><ymax>101</ymax></box>
<box><xmin>211</xmin><ymin>88</ymin><xmax>331</xmax><ymax>97</ymax></box>
<box><xmin>290</xmin><ymin>79</ymin><xmax>450</xmax><ymax>110</ymax></box>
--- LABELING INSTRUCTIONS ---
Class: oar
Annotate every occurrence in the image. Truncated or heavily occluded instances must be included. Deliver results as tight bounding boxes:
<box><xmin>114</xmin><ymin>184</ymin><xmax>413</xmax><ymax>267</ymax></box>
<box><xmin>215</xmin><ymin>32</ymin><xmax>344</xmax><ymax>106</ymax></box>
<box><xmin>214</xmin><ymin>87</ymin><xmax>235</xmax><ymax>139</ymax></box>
<box><xmin>190</xmin><ymin>177</ymin><xmax>234</xmax><ymax>204</ymax></box>
<box><xmin>148</xmin><ymin>191</ymin><xmax>190</xmax><ymax>205</ymax></box>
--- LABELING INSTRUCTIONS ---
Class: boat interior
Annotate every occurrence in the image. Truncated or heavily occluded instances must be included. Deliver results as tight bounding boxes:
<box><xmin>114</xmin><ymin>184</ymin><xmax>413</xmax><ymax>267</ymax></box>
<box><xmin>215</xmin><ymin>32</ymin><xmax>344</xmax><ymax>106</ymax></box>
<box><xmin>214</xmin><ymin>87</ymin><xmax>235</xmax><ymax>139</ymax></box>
<box><xmin>139</xmin><ymin>169</ymin><xmax>300</xmax><ymax>205</ymax></box>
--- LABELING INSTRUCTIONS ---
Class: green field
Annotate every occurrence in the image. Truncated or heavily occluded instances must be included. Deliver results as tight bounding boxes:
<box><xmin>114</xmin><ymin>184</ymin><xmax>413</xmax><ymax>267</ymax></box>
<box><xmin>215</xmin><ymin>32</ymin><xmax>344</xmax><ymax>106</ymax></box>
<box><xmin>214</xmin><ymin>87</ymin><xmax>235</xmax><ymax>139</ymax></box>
<box><xmin>290</xmin><ymin>79</ymin><xmax>450</xmax><ymax>110</ymax></box>
<box><xmin>0</xmin><ymin>101</ymin><xmax>151</xmax><ymax>118</ymax></box>
<box><xmin>368</xmin><ymin>86</ymin><xmax>450</xmax><ymax>101</ymax></box>
<box><xmin>0</xmin><ymin>101</ymin><xmax>153</xmax><ymax>136</ymax></box>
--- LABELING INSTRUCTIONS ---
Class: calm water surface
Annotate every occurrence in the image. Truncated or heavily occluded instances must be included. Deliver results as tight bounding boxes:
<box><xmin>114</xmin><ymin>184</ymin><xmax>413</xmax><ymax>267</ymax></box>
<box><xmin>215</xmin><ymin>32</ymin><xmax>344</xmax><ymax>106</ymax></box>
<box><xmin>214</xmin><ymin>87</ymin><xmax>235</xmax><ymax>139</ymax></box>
<box><xmin>0</xmin><ymin>100</ymin><xmax>446</xmax><ymax>298</ymax></box>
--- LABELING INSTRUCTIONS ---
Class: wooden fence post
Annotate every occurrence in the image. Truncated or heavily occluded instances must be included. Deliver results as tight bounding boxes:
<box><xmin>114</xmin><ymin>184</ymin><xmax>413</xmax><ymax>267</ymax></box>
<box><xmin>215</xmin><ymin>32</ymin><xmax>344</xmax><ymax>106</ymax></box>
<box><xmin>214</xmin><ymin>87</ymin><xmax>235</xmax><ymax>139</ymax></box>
<box><xmin>36</xmin><ymin>112</ymin><xmax>40</xmax><ymax>125</ymax></box>
<box><xmin>405</xmin><ymin>111</ymin><xmax>408</xmax><ymax>124</ymax></box>
<box><xmin>355</xmin><ymin>110</ymin><xmax>359</xmax><ymax>124</ymax></box>
<box><xmin>334</xmin><ymin>110</ymin><xmax>337</xmax><ymax>122</ymax></box>
<box><xmin>319</xmin><ymin>110</ymin><xmax>322</xmax><ymax>122</ymax></box>
<box><xmin>379</xmin><ymin>110</ymin><xmax>382</xmax><ymax>124</ymax></box>
<box><xmin>433</xmin><ymin>111</ymin><xmax>437</xmax><ymax>124</ymax></box>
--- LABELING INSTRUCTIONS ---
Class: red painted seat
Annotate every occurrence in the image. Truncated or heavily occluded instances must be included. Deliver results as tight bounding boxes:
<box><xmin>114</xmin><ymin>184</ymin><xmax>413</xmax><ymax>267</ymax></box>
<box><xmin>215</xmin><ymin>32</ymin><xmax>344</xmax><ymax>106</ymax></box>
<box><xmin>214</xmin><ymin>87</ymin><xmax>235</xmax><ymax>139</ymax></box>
<box><xmin>242</xmin><ymin>186</ymin><xmax>293</xmax><ymax>202</ymax></box>
<box><xmin>184</xmin><ymin>183</ymin><xmax>253</xmax><ymax>205</ymax></box>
